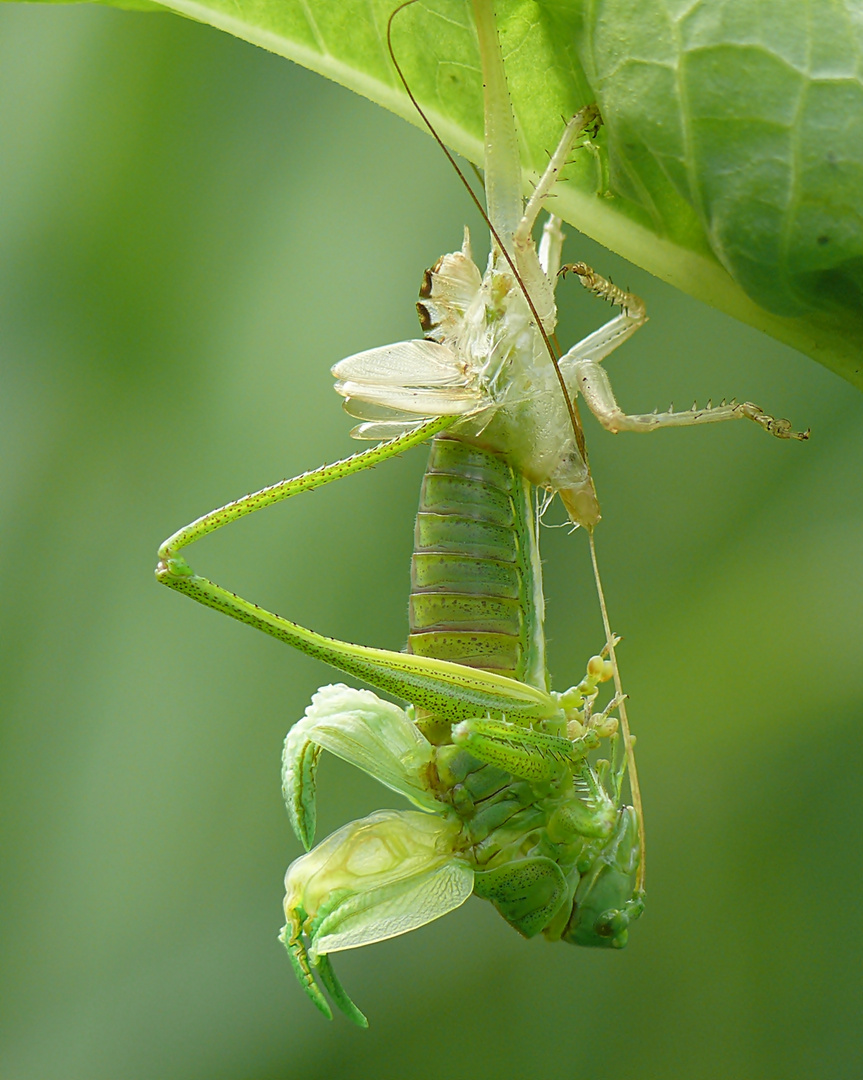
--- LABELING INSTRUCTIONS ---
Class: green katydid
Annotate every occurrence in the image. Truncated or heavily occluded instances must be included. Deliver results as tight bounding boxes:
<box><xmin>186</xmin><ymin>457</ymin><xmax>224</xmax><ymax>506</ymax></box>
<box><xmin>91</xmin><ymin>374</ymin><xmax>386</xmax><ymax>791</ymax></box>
<box><xmin>157</xmin><ymin>0</ymin><xmax>807</xmax><ymax>1027</ymax></box>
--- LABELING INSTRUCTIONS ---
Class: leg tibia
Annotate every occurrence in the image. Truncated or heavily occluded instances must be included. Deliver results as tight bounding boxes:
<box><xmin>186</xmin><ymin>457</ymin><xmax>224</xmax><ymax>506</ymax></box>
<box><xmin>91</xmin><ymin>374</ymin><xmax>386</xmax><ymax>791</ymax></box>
<box><xmin>452</xmin><ymin>716</ymin><xmax>599</xmax><ymax>782</ymax></box>
<box><xmin>575</xmin><ymin>360</ymin><xmax>809</xmax><ymax>438</ymax></box>
<box><xmin>516</xmin><ymin>106</ymin><xmax>601</xmax><ymax>242</ymax></box>
<box><xmin>157</xmin><ymin>419</ymin><xmax>452</xmax><ymax>564</ymax></box>
<box><xmin>510</xmin><ymin>111</ymin><xmax>601</xmax><ymax>332</ymax></box>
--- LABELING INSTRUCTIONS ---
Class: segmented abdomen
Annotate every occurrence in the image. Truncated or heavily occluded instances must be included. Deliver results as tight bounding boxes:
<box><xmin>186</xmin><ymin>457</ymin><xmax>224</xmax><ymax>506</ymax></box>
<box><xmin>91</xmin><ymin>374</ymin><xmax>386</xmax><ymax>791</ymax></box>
<box><xmin>408</xmin><ymin>434</ymin><xmax>547</xmax><ymax>690</ymax></box>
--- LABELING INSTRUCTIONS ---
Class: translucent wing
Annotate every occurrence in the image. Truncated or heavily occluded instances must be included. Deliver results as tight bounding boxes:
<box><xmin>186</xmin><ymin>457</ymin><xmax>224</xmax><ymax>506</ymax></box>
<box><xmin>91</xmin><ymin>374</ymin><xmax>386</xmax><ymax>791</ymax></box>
<box><xmin>314</xmin><ymin>858</ymin><xmax>474</xmax><ymax>956</ymax></box>
<box><xmin>333</xmin><ymin>339</ymin><xmax>465</xmax><ymax>386</ymax></box>
<box><xmin>333</xmin><ymin>339</ymin><xmax>482</xmax><ymax>417</ymax></box>
<box><xmin>282</xmin><ymin>684</ymin><xmax>440</xmax><ymax>850</ymax></box>
<box><xmin>337</xmin><ymin>384</ymin><xmax>480</xmax><ymax>416</ymax></box>
<box><xmin>284</xmin><ymin>810</ymin><xmax>473</xmax><ymax>961</ymax></box>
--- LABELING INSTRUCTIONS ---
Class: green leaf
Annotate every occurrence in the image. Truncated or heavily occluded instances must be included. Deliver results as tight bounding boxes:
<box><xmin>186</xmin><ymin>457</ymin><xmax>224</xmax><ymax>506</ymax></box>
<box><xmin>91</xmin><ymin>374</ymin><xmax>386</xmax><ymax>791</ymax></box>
<box><xmin>16</xmin><ymin>0</ymin><xmax>863</xmax><ymax>389</ymax></box>
<box><xmin>577</xmin><ymin>0</ymin><xmax>863</xmax><ymax>388</ymax></box>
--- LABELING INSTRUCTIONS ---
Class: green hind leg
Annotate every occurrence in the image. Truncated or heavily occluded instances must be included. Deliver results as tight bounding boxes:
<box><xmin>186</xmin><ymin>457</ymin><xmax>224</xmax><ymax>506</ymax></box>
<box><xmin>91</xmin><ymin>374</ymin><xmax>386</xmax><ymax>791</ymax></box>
<box><xmin>473</xmin><ymin>858</ymin><xmax>569</xmax><ymax>938</ymax></box>
<box><xmin>157</xmin><ymin>415</ymin><xmax>567</xmax><ymax>725</ymax></box>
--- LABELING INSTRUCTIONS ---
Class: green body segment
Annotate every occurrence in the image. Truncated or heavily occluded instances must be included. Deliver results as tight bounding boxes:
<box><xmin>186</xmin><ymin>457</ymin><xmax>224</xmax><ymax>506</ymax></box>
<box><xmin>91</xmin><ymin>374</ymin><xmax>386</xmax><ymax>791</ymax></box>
<box><xmin>409</xmin><ymin>435</ymin><xmax>547</xmax><ymax>690</ymax></box>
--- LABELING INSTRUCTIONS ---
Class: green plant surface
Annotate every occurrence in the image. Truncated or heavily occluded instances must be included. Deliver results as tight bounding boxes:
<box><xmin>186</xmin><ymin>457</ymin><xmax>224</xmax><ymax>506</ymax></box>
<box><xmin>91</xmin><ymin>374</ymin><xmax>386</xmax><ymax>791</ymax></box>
<box><xmin>10</xmin><ymin>0</ymin><xmax>863</xmax><ymax>388</ymax></box>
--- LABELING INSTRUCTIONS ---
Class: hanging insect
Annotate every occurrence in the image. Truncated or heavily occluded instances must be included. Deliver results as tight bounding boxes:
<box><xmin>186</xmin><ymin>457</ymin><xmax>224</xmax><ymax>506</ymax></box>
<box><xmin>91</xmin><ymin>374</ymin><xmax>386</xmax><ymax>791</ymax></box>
<box><xmin>156</xmin><ymin>0</ymin><xmax>806</xmax><ymax>1027</ymax></box>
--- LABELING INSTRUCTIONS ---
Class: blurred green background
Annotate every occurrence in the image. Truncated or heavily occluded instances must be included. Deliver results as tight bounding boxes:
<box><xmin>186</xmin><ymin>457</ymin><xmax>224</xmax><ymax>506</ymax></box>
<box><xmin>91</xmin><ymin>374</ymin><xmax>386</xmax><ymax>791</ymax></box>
<box><xmin>1</xmin><ymin>6</ymin><xmax>861</xmax><ymax>1079</ymax></box>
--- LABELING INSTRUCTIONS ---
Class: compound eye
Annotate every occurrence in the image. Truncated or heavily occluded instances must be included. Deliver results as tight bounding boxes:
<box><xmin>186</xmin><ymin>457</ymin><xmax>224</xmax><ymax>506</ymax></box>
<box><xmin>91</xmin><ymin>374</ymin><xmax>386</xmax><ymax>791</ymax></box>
<box><xmin>595</xmin><ymin>908</ymin><xmax>631</xmax><ymax>948</ymax></box>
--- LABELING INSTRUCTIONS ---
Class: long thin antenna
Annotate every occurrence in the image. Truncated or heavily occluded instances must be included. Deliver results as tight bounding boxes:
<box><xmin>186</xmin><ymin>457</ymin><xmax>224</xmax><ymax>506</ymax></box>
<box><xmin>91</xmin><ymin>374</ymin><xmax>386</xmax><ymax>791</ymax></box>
<box><xmin>589</xmin><ymin>531</ymin><xmax>645</xmax><ymax>892</ymax></box>
<box><xmin>386</xmin><ymin>1</ymin><xmax>588</xmax><ymax>464</ymax></box>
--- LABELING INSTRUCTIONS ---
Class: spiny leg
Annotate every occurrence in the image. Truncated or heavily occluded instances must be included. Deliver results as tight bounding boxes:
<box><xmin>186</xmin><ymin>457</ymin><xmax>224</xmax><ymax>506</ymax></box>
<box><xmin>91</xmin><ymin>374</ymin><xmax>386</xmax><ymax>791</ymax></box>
<box><xmin>558</xmin><ymin>261</ymin><xmax>648</xmax><ymax>360</ymax></box>
<box><xmin>450</xmin><ymin>648</ymin><xmax>620</xmax><ymax>784</ymax></box>
<box><xmin>558</xmin><ymin>262</ymin><xmax>808</xmax><ymax>439</ymax></box>
<box><xmin>575</xmin><ymin>360</ymin><xmax>810</xmax><ymax>438</ymax></box>
<box><xmin>452</xmin><ymin>716</ymin><xmax>600</xmax><ymax>783</ymax></box>
<box><xmin>157</xmin><ymin>415</ymin><xmax>568</xmax><ymax>725</ymax></box>
<box><xmin>579</xmin><ymin>365</ymin><xmax>810</xmax><ymax>436</ymax></box>
<box><xmin>511</xmin><ymin>108</ymin><xmax>602</xmax><ymax>328</ymax></box>
<box><xmin>515</xmin><ymin>105</ymin><xmax>601</xmax><ymax>246</ymax></box>
<box><xmin>158</xmin><ymin>417</ymin><xmax>453</xmax><ymax>560</ymax></box>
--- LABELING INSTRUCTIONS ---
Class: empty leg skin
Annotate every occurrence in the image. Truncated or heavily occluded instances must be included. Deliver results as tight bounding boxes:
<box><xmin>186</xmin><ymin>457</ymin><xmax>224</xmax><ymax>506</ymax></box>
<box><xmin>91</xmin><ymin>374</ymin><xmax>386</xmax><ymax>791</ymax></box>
<box><xmin>575</xmin><ymin>358</ymin><xmax>808</xmax><ymax>437</ymax></box>
<box><xmin>559</xmin><ymin>262</ymin><xmax>808</xmax><ymax>440</ymax></box>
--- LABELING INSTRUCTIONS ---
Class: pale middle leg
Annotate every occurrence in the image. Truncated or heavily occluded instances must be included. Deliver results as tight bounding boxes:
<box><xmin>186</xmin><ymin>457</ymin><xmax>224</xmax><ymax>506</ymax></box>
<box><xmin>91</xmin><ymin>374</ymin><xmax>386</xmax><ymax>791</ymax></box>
<box><xmin>558</xmin><ymin>262</ymin><xmax>809</xmax><ymax>440</ymax></box>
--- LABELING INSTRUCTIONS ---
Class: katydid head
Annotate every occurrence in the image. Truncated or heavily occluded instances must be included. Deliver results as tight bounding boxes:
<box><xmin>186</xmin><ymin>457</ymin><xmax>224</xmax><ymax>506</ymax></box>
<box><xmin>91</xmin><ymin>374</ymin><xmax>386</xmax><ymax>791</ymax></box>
<box><xmin>563</xmin><ymin>805</ymin><xmax>643</xmax><ymax>949</ymax></box>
